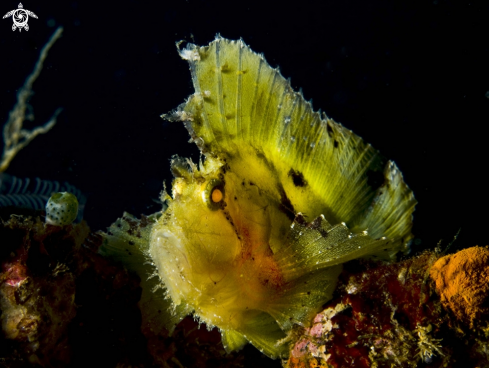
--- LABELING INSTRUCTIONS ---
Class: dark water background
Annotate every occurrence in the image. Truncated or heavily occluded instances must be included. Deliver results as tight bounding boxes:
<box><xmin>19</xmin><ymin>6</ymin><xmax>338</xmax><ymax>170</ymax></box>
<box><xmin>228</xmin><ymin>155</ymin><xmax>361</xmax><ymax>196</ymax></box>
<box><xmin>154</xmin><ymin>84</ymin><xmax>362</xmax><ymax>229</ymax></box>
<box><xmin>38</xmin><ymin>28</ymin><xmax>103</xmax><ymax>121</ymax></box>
<box><xmin>1</xmin><ymin>0</ymin><xmax>488</xmax><ymax>257</ymax></box>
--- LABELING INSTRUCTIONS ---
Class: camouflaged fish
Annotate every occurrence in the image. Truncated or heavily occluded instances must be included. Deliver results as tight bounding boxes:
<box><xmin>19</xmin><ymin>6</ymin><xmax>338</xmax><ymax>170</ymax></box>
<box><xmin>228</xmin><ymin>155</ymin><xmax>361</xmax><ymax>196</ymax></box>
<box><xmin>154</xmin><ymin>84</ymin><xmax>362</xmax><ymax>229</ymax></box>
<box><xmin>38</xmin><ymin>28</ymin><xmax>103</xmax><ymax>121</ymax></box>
<box><xmin>100</xmin><ymin>36</ymin><xmax>416</xmax><ymax>359</ymax></box>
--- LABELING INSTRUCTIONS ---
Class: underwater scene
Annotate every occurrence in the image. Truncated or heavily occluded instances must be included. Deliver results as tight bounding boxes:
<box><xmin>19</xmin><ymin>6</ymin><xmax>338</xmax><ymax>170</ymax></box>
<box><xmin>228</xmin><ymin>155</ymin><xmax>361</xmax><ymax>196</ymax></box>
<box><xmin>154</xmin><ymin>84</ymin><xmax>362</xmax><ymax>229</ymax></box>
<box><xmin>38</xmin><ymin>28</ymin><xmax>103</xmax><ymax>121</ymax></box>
<box><xmin>1</xmin><ymin>0</ymin><xmax>489</xmax><ymax>367</ymax></box>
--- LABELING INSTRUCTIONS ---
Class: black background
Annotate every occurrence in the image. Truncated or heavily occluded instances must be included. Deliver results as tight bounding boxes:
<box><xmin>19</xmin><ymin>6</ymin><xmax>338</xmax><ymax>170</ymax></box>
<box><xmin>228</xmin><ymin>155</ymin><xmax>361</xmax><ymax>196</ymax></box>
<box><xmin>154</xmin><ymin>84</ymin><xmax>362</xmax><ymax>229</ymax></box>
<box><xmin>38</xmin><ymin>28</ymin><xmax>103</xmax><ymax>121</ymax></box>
<box><xmin>1</xmin><ymin>0</ymin><xmax>488</xmax><ymax>257</ymax></box>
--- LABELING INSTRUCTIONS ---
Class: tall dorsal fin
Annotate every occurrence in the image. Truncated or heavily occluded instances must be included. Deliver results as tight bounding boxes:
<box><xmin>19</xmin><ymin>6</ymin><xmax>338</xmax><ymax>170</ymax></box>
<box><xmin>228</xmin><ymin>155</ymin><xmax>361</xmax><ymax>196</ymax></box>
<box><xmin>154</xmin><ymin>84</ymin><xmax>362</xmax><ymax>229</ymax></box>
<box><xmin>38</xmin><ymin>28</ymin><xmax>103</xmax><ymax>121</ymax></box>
<box><xmin>169</xmin><ymin>36</ymin><xmax>416</xmax><ymax>257</ymax></box>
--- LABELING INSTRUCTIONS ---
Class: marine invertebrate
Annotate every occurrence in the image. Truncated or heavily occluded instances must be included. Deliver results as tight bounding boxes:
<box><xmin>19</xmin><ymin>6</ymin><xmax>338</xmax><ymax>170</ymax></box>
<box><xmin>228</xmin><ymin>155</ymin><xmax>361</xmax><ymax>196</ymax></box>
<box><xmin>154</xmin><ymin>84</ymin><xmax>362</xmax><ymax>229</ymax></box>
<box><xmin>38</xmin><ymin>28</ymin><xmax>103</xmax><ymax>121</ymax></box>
<box><xmin>414</xmin><ymin>323</ymin><xmax>444</xmax><ymax>364</ymax></box>
<box><xmin>45</xmin><ymin>191</ymin><xmax>79</xmax><ymax>226</ymax></box>
<box><xmin>429</xmin><ymin>246</ymin><xmax>489</xmax><ymax>327</ymax></box>
<box><xmin>0</xmin><ymin>27</ymin><xmax>62</xmax><ymax>173</ymax></box>
<box><xmin>0</xmin><ymin>173</ymin><xmax>86</xmax><ymax>222</ymax></box>
<box><xmin>287</xmin><ymin>253</ymin><xmax>448</xmax><ymax>367</ymax></box>
<box><xmin>286</xmin><ymin>247</ymin><xmax>489</xmax><ymax>367</ymax></box>
<box><xmin>102</xmin><ymin>36</ymin><xmax>416</xmax><ymax>359</ymax></box>
<box><xmin>0</xmin><ymin>27</ymin><xmax>87</xmax><ymax>222</ymax></box>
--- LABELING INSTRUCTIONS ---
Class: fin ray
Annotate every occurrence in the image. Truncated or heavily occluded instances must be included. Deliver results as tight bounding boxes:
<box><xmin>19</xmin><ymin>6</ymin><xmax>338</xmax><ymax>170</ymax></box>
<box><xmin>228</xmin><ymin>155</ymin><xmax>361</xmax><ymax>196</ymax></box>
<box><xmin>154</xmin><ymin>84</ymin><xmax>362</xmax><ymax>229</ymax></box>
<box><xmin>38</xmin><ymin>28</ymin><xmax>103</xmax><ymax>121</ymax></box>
<box><xmin>234</xmin><ymin>311</ymin><xmax>288</xmax><ymax>359</ymax></box>
<box><xmin>275</xmin><ymin>214</ymin><xmax>396</xmax><ymax>280</ymax></box>
<box><xmin>266</xmin><ymin>266</ymin><xmax>342</xmax><ymax>331</ymax></box>
<box><xmin>175</xmin><ymin>37</ymin><xmax>416</xmax><ymax>256</ymax></box>
<box><xmin>221</xmin><ymin>329</ymin><xmax>248</xmax><ymax>353</ymax></box>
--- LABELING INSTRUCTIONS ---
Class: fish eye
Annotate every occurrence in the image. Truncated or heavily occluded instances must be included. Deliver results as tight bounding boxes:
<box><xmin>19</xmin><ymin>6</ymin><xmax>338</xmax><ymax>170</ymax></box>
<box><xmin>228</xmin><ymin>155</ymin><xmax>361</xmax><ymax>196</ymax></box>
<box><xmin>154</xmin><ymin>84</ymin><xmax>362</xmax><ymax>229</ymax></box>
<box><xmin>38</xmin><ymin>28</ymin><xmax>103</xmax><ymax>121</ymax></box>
<box><xmin>202</xmin><ymin>179</ymin><xmax>225</xmax><ymax>210</ymax></box>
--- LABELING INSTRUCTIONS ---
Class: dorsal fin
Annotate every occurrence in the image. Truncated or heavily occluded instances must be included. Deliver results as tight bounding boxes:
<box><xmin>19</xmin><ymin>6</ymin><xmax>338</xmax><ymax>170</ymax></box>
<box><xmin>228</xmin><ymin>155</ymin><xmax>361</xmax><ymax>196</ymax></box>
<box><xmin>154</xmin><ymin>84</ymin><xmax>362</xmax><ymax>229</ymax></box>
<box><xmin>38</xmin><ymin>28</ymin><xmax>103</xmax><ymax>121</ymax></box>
<box><xmin>169</xmin><ymin>36</ymin><xmax>416</xmax><ymax>257</ymax></box>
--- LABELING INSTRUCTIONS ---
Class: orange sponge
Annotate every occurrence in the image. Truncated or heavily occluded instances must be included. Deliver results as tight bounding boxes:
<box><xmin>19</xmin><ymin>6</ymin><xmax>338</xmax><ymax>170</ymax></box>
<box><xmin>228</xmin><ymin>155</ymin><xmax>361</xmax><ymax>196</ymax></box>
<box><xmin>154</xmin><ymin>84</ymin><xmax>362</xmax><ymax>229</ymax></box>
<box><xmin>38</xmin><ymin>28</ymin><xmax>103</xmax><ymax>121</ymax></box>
<box><xmin>430</xmin><ymin>246</ymin><xmax>489</xmax><ymax>327</ymax></box>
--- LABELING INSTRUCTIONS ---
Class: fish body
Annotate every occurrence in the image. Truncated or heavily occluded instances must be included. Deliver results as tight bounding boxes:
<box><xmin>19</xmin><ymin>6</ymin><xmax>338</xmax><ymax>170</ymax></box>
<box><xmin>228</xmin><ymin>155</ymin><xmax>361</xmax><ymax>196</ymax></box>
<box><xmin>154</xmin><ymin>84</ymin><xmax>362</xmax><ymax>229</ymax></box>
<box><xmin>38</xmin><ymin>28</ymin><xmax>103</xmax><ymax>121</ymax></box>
<box><xmin>101</xmin><ymin>37</ymin><xmax>416</xmax><ymax>358</ymax></box>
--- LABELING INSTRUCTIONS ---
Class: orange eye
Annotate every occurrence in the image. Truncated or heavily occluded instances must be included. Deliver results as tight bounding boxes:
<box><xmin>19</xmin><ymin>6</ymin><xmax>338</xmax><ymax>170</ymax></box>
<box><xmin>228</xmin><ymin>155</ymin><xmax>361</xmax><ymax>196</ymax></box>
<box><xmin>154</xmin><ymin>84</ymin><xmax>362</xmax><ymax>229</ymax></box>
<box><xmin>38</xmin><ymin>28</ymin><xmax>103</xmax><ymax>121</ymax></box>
<box><xmin>211</xmin><ymin>188</ymin><xmax>223</xmax><ymax>203</ymax></box>
<box><xmin>203</xmin><ymin>179</ymin><xmax>225</xmax><ymax>210</ymax></box>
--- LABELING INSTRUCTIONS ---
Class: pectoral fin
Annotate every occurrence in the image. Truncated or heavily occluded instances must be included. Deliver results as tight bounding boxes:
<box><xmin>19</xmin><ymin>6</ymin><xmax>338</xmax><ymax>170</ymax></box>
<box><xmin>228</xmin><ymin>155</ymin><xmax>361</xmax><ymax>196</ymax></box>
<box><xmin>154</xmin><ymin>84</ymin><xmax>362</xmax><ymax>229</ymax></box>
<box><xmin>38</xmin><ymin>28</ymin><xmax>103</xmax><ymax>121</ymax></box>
<box><xmin>266</xmin><ymin>213</ymin><xmax>392</xmax><ymax>330</ymax></box>
<box><xmin>99</xmin><ymin>212</ymin><xmax>189</xmax><ymax>334</ymax></box>
<box><xmin>221</xmin><ymin>329</ymin><xmax>248</xmax><ymax>353</ymax></box>
<box><xmin>266</xmin><ymin>265</ymin><xmax>342</xmax><ymax>331</ymax></box>
<box><xmin>276</xmin><ymin>213</ymin><xmax>394</xmax><ymax>281</ymax></box>
<box><xmin>230</xmin><ymin>311</ymin><xmax>289</xmax><ymax>359</ymax></box>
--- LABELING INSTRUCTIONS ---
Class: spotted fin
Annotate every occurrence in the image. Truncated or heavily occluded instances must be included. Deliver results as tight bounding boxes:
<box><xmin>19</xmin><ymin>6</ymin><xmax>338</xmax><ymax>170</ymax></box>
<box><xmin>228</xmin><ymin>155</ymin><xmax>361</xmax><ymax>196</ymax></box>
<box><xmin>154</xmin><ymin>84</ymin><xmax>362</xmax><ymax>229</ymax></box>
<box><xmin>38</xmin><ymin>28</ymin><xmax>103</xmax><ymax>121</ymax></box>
<box><xmin>170</xmin><ymin>37</ymin><xmax>416</xmax><ymax>257</ymax></box>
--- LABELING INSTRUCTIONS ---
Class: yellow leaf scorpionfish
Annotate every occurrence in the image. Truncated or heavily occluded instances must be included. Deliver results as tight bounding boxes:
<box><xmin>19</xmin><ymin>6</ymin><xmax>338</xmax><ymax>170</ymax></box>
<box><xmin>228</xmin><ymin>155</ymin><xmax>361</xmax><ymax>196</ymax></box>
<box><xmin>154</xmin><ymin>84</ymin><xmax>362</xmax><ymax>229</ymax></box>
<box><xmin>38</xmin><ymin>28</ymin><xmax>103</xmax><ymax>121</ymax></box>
<box><xmin>101</xmin><ymin>36</ymin><xmax>416</xmax><ymax>359</ymax></box>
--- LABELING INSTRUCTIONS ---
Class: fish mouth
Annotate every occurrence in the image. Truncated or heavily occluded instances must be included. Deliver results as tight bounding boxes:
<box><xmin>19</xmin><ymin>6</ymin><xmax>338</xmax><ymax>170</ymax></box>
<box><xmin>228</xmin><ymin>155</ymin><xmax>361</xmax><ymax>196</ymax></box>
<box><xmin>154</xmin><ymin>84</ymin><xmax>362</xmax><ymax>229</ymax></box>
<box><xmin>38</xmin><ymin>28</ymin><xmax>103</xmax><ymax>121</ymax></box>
<box><xmin>149</xmin><ymin>225</ymin><xmax>192</xmax><ymax>306</ymax></box>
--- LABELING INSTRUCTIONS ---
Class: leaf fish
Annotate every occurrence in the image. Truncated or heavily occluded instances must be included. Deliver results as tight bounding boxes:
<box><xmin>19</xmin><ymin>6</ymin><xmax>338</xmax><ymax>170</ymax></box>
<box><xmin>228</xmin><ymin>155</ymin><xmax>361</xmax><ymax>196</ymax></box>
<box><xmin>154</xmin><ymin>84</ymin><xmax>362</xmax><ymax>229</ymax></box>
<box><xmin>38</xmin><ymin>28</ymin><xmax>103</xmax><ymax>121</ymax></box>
<box><xmin>100</xmin><ymin>36</ymin><xmax>416</xmax><ymax>359</ymax></box>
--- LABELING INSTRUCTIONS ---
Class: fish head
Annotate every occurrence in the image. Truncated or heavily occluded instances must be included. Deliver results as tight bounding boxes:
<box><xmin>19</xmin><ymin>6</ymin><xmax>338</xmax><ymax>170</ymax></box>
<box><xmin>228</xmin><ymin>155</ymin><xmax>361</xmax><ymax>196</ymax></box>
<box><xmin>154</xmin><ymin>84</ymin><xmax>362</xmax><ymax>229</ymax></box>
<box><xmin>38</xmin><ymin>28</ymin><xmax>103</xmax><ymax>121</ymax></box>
<box><xmin>150</xmin><ymin>152</ymin><xmax>292</xmax><ymax>330</ymax></box>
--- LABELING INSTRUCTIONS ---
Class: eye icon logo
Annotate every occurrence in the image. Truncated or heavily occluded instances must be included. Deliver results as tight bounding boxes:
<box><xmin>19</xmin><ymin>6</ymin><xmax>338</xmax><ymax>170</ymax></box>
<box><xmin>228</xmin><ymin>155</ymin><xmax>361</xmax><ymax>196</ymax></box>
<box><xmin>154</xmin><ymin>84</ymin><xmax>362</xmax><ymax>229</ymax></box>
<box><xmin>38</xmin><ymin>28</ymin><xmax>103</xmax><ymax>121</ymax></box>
<box><xmin>3</xmin><ymin>3</ymin><xmax>38</xmax><ymax>32</ymax></box>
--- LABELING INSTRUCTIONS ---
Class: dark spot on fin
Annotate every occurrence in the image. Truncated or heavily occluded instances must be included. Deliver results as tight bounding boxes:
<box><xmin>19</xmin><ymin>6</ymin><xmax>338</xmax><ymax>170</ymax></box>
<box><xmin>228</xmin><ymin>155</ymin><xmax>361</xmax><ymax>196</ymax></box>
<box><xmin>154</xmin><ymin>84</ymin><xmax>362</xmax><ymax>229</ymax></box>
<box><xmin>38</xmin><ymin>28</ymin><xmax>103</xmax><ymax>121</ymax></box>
<box><xmin>307</xmin><ymin>215</ymin><xmax>329</xmax><ymax>238</ymax></box>
<box><xmin>293</xmin><ymin>213</ymin><xmax>307</xmax><ymax>225</ymax></box>
<box><xmin>308</xmin><ymin>216</ymin><xmax>323</xmax><ymax>229</ymax></box>
<box><xmin>326</xmin><ymin>122</ymin><xmax>334</xmax><ymax>137</ymax></box>
<box><xmin>293</xmin><ymin>213</ymin><xmax>329</xmax><ymax>238</ymax></box>
<box><xmin>277</xmin><ymin>184</ymin><xmax>295</xmax><ymax>221</ymax></box>
<box><xmin>288</xmin><ymin>169</ymin><xmax>307</xmax><ymax>187</ymax></box>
